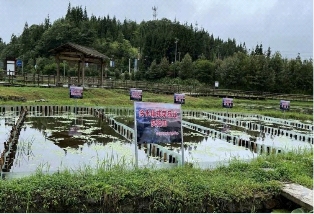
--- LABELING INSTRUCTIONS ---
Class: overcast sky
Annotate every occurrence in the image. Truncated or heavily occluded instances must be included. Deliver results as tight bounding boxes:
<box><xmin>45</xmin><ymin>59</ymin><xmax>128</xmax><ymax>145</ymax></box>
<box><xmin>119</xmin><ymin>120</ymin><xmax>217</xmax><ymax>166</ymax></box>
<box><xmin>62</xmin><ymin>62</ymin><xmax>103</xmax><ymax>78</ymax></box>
<box><xmin>1</xmin><ymin>0</ymin><xmax>313</xmax><ymax>59</ymax></box>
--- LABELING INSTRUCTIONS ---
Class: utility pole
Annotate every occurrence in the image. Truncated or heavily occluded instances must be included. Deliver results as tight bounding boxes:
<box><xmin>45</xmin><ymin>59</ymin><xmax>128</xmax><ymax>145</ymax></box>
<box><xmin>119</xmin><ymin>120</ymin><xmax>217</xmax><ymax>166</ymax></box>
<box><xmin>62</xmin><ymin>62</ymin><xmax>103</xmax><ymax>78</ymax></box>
<box><xmin>22</xmin><ymin>55</ymin><xmax>24</xmax><ymax>76</ymax></box>
<box><xmin>175</xmin><ymin>38</ymin><xmax>179</xmax><ymax>62</ymax></box>
<box><xmin>129</xmin><ymin>58</ymin><xmax>131</xmax><ymax>75</ymax></box>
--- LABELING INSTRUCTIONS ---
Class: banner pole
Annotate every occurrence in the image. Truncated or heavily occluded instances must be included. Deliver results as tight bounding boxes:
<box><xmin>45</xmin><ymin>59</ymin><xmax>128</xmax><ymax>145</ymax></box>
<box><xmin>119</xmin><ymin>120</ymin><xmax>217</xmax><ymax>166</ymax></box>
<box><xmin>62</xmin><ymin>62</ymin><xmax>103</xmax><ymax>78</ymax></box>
<box><xmin>180</xmin><ymin>106</ymin><xmax>184</xmax><ymax>166</ymax></box>
<box><xmin>134</xmin><ymin>102</ymin><xmax>138</xmax><ymax>168</ymax></box>
<box><xmin>75</xmin><ymin>98</ymin><xmax>77</xmax><ymax>124</ymax></box>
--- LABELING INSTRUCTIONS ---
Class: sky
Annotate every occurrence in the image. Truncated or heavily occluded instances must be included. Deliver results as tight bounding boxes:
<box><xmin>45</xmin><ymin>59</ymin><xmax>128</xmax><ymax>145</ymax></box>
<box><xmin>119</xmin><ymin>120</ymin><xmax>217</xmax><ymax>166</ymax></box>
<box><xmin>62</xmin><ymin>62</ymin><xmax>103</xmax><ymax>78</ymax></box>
<box><xmin>0</xmin><ymin>0</ymin><xmax>313</xmax><ymax>59</ymax></box>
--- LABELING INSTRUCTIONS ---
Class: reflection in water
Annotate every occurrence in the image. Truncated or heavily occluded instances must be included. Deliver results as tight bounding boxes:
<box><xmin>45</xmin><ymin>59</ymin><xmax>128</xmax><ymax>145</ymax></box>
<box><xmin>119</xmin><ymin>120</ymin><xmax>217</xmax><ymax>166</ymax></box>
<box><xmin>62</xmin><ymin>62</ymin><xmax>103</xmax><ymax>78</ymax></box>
<box><xmin>184</xmin><ymin>136</ymin><xmax>256</xmax><ymax>169</ymax></box>
<box><xmin>25</xmin><ymin>116</ymin><xmax>122</xmax><ymax>149</ymax></box>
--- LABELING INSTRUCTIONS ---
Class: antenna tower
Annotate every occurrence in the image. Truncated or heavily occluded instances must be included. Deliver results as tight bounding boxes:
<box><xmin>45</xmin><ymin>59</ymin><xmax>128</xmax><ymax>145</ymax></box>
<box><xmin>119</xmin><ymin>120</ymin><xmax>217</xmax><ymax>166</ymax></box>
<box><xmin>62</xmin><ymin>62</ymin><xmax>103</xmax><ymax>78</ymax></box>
<box><xmin>152</xmin><ymin>6</ymin><xmax>158</xmax><ymax>20</ymax></box>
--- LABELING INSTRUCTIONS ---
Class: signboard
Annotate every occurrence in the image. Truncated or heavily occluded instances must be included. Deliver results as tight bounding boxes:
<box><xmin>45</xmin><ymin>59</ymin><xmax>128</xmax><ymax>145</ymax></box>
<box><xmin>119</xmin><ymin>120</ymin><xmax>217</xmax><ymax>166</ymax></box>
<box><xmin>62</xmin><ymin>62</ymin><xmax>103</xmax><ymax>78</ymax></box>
<box><xmin>215</xmin><ymin>81</ymin><xmax>219</xmax><ymax>88</ymax></box>
<box><xmin>6</xmin><ymin>60</ymin><xmax>15</xmax><ymax>75</ymax></box>
<box><xmin>130</xmin><ymin>88</ymin><xmax>142</xmax><ymax>101</ymax></box>
<box><xmin>16</xmin><ymin>60</ymin><xmax>22</xmax><ymax>67</ymax></box>
<box><xmin>280</xmin><ymin>100</ymin><xmax>290</xmax><ymax>110</ymax></box>
<box><xmin>222</xmin><ymin>98</ymin><xmax>233</xmax><ymax>108</ymax></box>
<box><xmin>69</xmin><ymin>86</ymin><xmax>83</xmax><ymax>99</ymax></box>
<box><xmin>110</xmin><ymin>60</ymin><xmax>115</xmax><ymax>67</ymax></box>
<box><xmin>174</xmin><ymin>93</ymin><xmax>185</xmax><ymax>104</ymax></box>
<box><xmin>134</xmin><ymin>102</ymin><xmax>182</xmax><ymax>144</ymax></box>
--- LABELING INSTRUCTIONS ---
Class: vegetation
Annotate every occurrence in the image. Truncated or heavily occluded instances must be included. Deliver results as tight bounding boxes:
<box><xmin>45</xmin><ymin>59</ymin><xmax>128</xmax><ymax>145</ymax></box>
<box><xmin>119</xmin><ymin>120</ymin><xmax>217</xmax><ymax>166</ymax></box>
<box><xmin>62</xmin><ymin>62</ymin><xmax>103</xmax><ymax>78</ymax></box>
<box><xmin>0</xmin><ymin>4</ymin><xmax>312</xmax><ymax>94</ymax></box>
<box><xmin>0</xmin><ymin>149</ymin><xmax>312</xmax><ymax>213</ymax></box>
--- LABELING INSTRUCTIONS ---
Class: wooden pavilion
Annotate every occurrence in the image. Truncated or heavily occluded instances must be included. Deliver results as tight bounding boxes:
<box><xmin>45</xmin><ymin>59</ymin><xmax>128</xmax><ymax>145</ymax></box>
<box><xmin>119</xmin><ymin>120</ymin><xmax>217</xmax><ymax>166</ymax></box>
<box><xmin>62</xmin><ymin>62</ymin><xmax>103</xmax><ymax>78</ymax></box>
<box><xmin>49</xmin><ymin>42</ymin><xmax>109</xmax><ymax>87</ymax></box>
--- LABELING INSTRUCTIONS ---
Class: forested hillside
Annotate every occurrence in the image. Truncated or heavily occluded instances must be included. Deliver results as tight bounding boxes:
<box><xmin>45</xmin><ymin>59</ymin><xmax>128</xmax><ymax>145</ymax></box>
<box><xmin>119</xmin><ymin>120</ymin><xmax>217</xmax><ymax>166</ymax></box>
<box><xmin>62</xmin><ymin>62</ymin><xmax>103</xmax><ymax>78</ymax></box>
<box><xmin>0</xmin><ymin>4</ymin><xmax>312</xmax><ymax>94</ymax></box>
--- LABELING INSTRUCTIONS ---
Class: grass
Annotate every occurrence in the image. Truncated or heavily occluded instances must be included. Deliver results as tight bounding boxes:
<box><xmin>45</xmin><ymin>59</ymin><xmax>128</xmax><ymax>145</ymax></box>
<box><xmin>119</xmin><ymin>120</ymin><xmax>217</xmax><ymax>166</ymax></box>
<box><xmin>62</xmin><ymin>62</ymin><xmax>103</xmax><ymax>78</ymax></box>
<box><xmin>0</xmin><ymin>149</ymin><xmax>312</xmax><ymax>213</ymax></box>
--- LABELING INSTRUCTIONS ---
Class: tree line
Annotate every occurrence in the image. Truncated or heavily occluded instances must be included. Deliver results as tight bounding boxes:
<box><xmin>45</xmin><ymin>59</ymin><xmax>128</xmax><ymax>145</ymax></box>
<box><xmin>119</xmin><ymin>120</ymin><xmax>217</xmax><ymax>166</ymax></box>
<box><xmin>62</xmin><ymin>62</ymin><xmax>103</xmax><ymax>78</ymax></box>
<box><xmin>0</xmin><ymin>4</ymin><xmax>312</xmax><ymax>94</ymax></box>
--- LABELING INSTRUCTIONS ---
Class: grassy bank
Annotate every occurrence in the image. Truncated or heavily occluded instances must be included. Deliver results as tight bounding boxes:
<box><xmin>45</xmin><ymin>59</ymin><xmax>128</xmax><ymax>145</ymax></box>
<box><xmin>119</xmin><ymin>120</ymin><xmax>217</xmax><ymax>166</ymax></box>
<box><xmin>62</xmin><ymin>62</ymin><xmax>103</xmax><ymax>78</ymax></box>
<box><xmin>0</xmin><ymin>149</ymin><xmax>312</xmax><ymax>213</ymax></box>
<box><xmin>0</xmin><ymin>87</ymin><xmax>312</xmax><ymax>121</ymax></box>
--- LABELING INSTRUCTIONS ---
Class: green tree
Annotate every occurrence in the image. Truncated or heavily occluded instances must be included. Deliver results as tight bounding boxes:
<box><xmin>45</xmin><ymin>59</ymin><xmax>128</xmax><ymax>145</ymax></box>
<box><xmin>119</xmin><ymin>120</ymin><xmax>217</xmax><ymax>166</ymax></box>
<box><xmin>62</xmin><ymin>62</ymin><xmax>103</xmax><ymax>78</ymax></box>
<box><xmin>159</xmin><ymin>57</ymin><xmax>169</xmax><ymax>78</ymax></box>
<box><xmin>179</xmin><ymin>53</ymin><xmax>193</xmax><ymax>80</ymax></box>
<box><xmin>193</xmin><ymin>59</ymin><xmax>215</xmax><ymax>84</ymax></box>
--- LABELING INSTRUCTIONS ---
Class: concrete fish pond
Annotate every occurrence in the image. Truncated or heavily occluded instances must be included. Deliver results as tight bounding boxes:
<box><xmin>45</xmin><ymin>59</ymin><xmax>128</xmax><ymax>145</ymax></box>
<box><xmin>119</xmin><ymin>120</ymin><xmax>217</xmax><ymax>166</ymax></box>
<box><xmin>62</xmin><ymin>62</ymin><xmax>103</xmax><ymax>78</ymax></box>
<box><xmin>184</xmin><ymin>117</ymin><xmax>313</xmax><ymax>151</ymax></box>
<box><xmin>0</xmin><ymin>108</ymin><xmax>174</xmax><ymax>179</ymax></box>
<box><xmin>0</xmin><ymin>105</ymin><xmax>313</xmax><ymax>178</ymax></box>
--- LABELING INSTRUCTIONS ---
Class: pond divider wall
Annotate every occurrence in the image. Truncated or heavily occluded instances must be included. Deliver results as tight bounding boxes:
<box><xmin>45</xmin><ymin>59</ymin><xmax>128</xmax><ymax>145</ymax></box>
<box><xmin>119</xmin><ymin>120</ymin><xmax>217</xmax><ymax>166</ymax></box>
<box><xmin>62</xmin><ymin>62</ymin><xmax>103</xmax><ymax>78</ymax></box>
<box><xmin>182</xmin><ymin>120</ymin><xmax>279</xmax><ymax>155</ymax></box>
<box><xmin>0</xmin><ymin>107</ymin><xmax>27</xmax><ymax>176</ymax></box>
<box><xmin>183</xmin><ymin>111</ymin><xmax>313</xmax><ymax>144</ymax></box>
<box><xmin>203</xmin><ymin>111</ymin><xmax>313</xmax><ymax>131</ymax></box>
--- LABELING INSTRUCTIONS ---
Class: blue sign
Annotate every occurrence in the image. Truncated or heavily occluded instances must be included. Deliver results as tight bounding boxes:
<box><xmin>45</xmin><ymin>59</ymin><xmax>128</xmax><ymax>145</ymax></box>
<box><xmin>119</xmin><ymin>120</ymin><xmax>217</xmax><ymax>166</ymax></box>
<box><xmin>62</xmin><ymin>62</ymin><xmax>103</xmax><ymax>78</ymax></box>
<box><xmin>16</xmin><ymin>60</ymin><xmax>22</xmax><ymax>67</ymax></box>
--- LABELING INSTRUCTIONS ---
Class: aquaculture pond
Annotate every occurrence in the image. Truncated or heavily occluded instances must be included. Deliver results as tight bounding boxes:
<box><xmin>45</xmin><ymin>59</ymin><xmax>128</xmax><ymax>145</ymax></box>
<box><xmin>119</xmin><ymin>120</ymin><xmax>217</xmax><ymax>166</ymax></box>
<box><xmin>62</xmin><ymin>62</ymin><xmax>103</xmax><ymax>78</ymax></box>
<box><xmin>1</xmin><ymin>107</ymin><xmax>312</xmax><ymax>178</ymax></box>
<box><xmin>112</xmin><ymin>115</ymin><xmax>256</xmax><ymax>168</ymax></box>
<box><xmin>184</xmin><ymin>117</ymin><xmax>313</xmax><ymax>152</ymax></box>
<box><xmin>0</xmin><ymin>111</ymin><xmax>176</xmax><ymax>179</ymax></box>
<box><xmin>0</xmin><ymin>111</ymin><xmax>259</xmax><ymax>177</ymax></box>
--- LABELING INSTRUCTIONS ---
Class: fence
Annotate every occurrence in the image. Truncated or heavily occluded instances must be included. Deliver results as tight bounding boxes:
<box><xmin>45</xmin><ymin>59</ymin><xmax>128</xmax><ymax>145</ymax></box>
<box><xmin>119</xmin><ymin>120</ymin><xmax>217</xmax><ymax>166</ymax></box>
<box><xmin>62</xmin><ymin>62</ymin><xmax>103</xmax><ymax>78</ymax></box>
<box><xmin>0</xmin><ymin>74</ymin><xmax>312</xmax><ymax>102</ymax></box>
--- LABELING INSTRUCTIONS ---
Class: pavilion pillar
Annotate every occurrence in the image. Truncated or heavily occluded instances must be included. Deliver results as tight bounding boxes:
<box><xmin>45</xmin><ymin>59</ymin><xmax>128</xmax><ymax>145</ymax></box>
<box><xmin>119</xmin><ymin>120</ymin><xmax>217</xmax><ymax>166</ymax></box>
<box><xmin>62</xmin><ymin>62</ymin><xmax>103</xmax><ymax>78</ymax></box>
<box><xmin>82</xmin><ymin>57</ymin><xmax>85</xmax><ymax>87</ymax></box>
<box><xmin>100</xmin><ymin>60</ymin><xmax>104</xmax><ymax>87</ymax></box>
<box><xmin>105</xmin><ymin>62</ymin><xmax>107</xmax><ymax>78</ymax></box>
<box><xmin>77</xmin><ymin>61</ymin><xmax>81</xmax><ymax>85</ymax></box>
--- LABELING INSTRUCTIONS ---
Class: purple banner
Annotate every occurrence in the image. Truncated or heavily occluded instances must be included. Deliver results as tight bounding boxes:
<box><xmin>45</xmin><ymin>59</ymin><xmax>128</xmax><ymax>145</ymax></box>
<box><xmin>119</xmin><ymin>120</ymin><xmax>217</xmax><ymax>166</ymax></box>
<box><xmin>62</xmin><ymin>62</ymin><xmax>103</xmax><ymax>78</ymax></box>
<box><xmin>222</xmin><ymin>98</ymin><xmax>233</xmax><ymax>108</ymax></box>
<box><xmin>130</xmin><ymin>89</ymin><xmax>142</xmax><ymax>101</ymax></box>
<box><xmin>70</xmin><ymin>86</ymin><xmax>83</xmax><ymax>99</ymax></box>
<box><xmin>174</xmin><ymin>93</ymin><xmax>185</xmax><ymax>104</ymax></box>
<box><xmin>134</xmin><ymin>102</ymin><xmax>182</xmax><ymax>144</ymax></box>
<box><xmin>280</xmin><ymin>100</ymin><xmax>290</xmax><ymax>110</ymax></box>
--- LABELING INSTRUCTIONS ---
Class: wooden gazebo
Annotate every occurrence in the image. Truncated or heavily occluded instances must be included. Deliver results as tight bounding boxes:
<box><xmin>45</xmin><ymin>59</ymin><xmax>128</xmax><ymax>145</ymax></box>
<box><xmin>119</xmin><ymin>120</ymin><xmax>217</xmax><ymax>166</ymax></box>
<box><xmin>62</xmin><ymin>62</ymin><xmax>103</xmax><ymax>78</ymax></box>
<box><xmin>49</xmin><ymin>42</ymin><xmax>109</xmax><ymax>87</ymax></box>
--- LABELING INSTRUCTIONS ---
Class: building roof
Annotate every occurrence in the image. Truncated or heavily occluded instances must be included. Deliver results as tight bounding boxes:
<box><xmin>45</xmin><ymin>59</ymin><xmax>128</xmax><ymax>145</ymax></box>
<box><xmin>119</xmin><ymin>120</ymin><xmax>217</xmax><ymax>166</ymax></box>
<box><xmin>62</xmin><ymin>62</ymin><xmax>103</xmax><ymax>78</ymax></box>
<box><xmin>49</xmin><ymin>42</ymin><xmax>109</xmax><ymax>63</ymax></box>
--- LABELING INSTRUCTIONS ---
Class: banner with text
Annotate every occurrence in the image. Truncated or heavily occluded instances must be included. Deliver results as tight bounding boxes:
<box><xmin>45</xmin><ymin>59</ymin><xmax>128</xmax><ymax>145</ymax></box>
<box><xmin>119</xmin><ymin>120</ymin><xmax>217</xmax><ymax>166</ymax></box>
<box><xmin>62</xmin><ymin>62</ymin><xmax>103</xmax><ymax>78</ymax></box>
<box><xmin>280</xmin><ymin>100</ymin><xmax>290</xmax><ymax>110</ymax></box>
<box><xmin>70</xmin><ymin>86</ymin><xmax>83</xmax><ymax>99</ymax></box>
<box><xmin>174</xmin><ymin>93</ymin><xmax>185</xmax><ymax>104</ymax></box>
<box><xmin>222</xmin><ymin>98</ymin><xmax>233</xmax><ymax>108</ymax></box>
<box><xmin>134</xmin><ymin>102</ymin><xmax>182</xmax><ymax>144</ymax></box>
<box><xmin>130</xmin><ymin>89</ymin><xmax>142</xmax><ymax>101</ymax></box>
